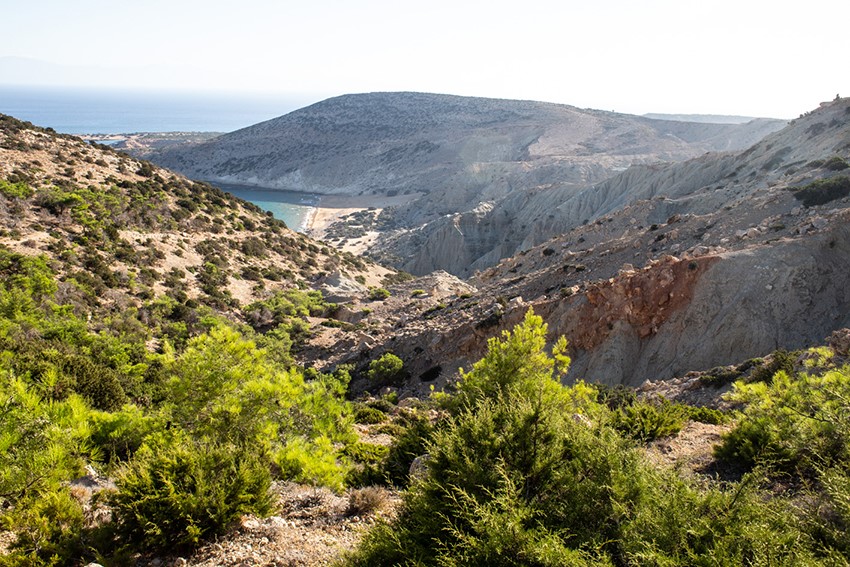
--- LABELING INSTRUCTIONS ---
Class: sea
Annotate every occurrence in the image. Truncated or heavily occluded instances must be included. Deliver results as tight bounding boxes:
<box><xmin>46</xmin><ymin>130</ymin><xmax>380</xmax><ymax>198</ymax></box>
<box><xmin>218</xmin><ymin>185</ymin><xmax>320</xmax><ymax>232</ymax></box>
<box><xmin>0</xmin><ymin>85</ymin><xmax>319</xmax><ymax>230</ymax></box>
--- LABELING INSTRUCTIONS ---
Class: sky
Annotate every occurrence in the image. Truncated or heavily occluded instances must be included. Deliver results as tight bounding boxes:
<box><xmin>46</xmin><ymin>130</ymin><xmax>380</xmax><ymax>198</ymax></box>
<box><xmin>2</xmin><ymin>0</ymin><xmax>849</xmax><ymax>118</ymax></box>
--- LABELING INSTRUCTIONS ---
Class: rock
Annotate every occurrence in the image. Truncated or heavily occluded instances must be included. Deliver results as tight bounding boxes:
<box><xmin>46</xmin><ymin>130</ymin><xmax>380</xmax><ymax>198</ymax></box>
<box><xmin>409</xmin><ymin>454</ymin><xmax>431</xmax><ymax>481</ymax></box>
<box><xmin>811</xmin><ymin>217</ymin><xmax>828</xmax><ymax>230</ymax></box>
<box><xmin>571</xmin><ymin>413</ymin><xmax>593</xmax><ymax>427</ymax></box>
<box><xmin>828</xmin><ymin>328</ymin><xmax>850</xmax><ymax>356</ymax></box>
<box><xmin>319</xmin><ymin>270</ymin><xmax>368</xmax><ymax>302</ymax></box>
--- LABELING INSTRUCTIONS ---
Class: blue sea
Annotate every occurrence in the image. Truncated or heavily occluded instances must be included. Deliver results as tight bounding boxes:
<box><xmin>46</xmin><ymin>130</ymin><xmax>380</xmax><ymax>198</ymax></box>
<box><xmin>0</xmin><ymin>85</ymin><xmax>320</xmax><ymax>230</ymax></box>
<box><xmin>219</xmin><ymin>185</ymin><xmax>320</xmax><ymax>232</ymax></box>
<box><xmin>0</xmin><ymin>85</ymin><xmax>311</xmax><ymax>134</ymax></box>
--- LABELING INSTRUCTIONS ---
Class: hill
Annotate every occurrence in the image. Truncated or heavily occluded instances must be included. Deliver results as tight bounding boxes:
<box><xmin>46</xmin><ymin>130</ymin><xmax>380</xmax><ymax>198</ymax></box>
<box><xmin>304</xmin><ymin>97</ymin><xmax>850</xmax><ymax>393</ymax></box>
<box><xmin>150</xmin><ymin>92</ymin><xmax>786</xmax><ymax>275</ymax></box>
<box><xmin>0</xmin><ymin>113</ymin><xmax>404</xmax><ymax>564</ymax></box>
<box><xmin>0</xmin><ymin>114</ymin><xmax>391</xmax><ymax>310</ymax></box>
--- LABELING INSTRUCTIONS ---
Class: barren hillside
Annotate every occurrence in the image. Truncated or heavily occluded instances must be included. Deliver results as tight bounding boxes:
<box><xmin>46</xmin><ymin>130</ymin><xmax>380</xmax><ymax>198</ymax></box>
<box><xmin>150</xmin><ymin>92</ymin><xmax>785</xmax><ymax>275</ymax></box>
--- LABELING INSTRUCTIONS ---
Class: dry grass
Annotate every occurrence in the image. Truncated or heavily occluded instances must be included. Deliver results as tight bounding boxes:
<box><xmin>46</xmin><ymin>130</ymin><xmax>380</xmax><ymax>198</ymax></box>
<box><xmin>345</xmin><ymin>486</ymin><xmax>391</xmax><ymax>517</ymax></box>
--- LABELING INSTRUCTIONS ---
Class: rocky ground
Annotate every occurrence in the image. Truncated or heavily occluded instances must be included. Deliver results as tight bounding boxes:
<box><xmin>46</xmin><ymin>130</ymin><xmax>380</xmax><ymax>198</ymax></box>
<box><xmin>132</xmin><ymin>483</ymin><xmax>400</xmax><ymax>567</ymax></box>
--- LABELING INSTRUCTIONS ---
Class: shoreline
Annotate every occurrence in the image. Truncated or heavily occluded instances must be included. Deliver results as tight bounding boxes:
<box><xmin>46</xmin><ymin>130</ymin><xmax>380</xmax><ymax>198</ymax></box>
<box><xmin>301</xmin><ymin>205</ymin><xmax>319</xmax><ymax>233</ymax></box>
<box><xmin>306</xmin><ymin>193</ymin><xmax>420</xmax><ymax>238</ymax></box>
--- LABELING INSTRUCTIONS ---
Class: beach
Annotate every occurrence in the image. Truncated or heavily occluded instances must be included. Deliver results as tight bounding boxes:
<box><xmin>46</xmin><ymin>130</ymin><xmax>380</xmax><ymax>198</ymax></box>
<box><xmin>306</xmin><ymin>193</ymin><xmax>419</xmax><ymax>253</ymax></box>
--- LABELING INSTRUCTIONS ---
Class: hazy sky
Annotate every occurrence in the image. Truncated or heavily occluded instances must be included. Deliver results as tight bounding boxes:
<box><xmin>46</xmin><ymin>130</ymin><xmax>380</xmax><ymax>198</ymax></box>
<box><xmin>2</xmin><ymin>0</ymin><xmax>848</xmax><ymax>118</ymax></box>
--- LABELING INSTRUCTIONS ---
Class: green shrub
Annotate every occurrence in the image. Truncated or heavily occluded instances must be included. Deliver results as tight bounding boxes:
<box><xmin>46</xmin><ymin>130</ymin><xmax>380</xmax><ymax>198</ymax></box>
<box><xmin>367</xmin><ymin>353</ymin><xmax>404</xmax><ymax>385</ymax></box>
<box><xmin>165</xmin><ymin>325</ymin><xmax>353</xmax><ymax>489</ymax></box>
<box><xmin>2</xmin><ymin>487</ymin><xmax>87</xmax><ymax>566</ymax></box>
<box><xmin>109</xmin><ymin>440</ymin><xmax>271</xmax><ymax>551</ymax></box>
<box><xmin>611</xmin><ymin>398</ymin><xmax>688</xmax><ymax>441</ymax></box>
<box><xmin>823</xmin><ymin>156</ymin><xmax>850</xmax><ymax>171</ymax></box>
<box><xmin>422</xmin><ymin>302</ymin><xmax>446</xmax><ymax>318</ymax></box>
<box><xmin>381</xmin><ymin>271</ymin><xmax>414</xmax><ymax>286</ymax></box>
<box><xmin>344</xmin><ymin>441</ymin><xmax>389</xmax><ymax>464</ymax></box>
<box><xmin>717</xmin><ymin>365</ymin><xmax>850</xmax><ymax>474</ymax></box>
<box><xmin>347</xmin><ymin>312</ymin><xmax>821</xmax><ymax>565</ymax></box>
<box><xmin>0</xmin><ymin>376</ymin><xmax>96</xmax><ymax>566</ymax></box>
<box><xmin>353</xmin><ymin>404</ymin><xmax>387</xmax><ymax>424</ymax></box>
<box><xmin>0</xmin><ymin>179</ymin><xmax>34</xmax><ymax>199</ymax></box>
<box><xmin>378</xmin><ymin>413</ymin><xmax>434</xmax><ymax>487</ymax></box>
<box><xmin>594</xmin><ymin>383</ymin><xmax>637</xmax><ymax>409</ymax></box>
<box><xmin>442</xmin><ymin>309</ymin><xmax>579</xmax><ymax>414</ymax></box>
<box><xmin>748</xmin><ymin>349</ymin><xmax>796</xmax><ymax>383</ymax></box>
<box><xmin>792</xmin><ymin>175</ymin><xmax>850</xmax><ymax>207</ymax></box>
<box><xmin>367</xmin><ymin>287</ymin><xmax>391</xmax><ymax>301</ymax></box>
<box><xmin>89</xmin><ymin>405</ymin><xmax>162</xmax><ymax>463</ymax></box>
<box><xmin>686</xmin><ymin>405</ymin><xmax>728</xmax><ymax>425</ymax></box>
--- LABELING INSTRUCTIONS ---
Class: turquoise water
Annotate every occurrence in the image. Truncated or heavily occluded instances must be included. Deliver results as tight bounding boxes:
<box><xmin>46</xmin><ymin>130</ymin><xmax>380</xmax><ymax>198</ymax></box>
<box><xmin>218</xmin><ymin>184</ymin><xmax>319</xmax><ymax>232</ymax></box>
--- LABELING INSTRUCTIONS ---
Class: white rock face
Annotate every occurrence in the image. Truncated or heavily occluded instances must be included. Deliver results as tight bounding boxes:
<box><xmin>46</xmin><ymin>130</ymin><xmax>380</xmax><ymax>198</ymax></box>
<box><xmin>318</xmin><ymin>270</ymin><xmax>368</xmax><ymax>302</ymax></box>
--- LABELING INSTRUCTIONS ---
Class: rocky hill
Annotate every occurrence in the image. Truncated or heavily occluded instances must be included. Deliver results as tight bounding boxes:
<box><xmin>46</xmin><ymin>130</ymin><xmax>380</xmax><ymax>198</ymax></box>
<box><xmin>0</xmin><ymin>114</ymin><xmax>391</xmax><ymax>313</ymax></box>
<box><xmin>300</xmin><ymin>97</ymin><xmax>850</xmax><ymax>393</ymax></box>
<box><xmin>150</xmin><ymin>92</ymin><xmax>785</xmax><ymax>275</ymax></box>
<box><xmin>368</xmin><ymin>99</ymin><xmax>842</xmax><ymax>276</ymax></box>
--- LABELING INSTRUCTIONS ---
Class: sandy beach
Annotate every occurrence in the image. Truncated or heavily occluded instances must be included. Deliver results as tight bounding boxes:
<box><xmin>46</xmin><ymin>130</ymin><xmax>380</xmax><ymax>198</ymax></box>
<box><xmin>305</xmin><ymin>192</ymin><xmax>420</xmax><ymax>254</ymax></box>
<box><xmin>306</xmin><ymin>193</ymin><xmax>419</xmax><ymax>236</ymax></box>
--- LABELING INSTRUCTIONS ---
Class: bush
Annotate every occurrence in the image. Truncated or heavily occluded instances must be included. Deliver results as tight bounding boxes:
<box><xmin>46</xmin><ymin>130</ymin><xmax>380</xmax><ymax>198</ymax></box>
<box><xmin>109</xmin><ymin>440</ymin><xmax>272</xmax><ymax>551</ymax></box>
<box><xmin>344</xmin><ymin>441</ymin><xmax>389</xmax><ymax>464</ymax></box>
<box><xmin>367</xmin><ymin>287</ymin><xmax>391</xmax><ymax>301</ymax></box>
<box><xmin>611</xmin><ymin>398</ymin><xmax>688</xmax><ymax>441</ymax></box>
<box><xmin>0</xmin><ymin>179</ymin><xmax>34</xmax><ymax>199</ymax></box>
<box><xmin>792</xmin><ymin>175</ymin><xmax>850</xmax><ymax>207</ymax></box>
<box><xmin>716</xmin><ymin>364</ymin><xmax>850</xmax><ymax>474</ymax></box>
<box><xmin>367</xmin><ymin>353</ymin><xmax>404</xmax><ymax>386</ymax></box>
<box><xmin>346</xmin><ymin>312</ymin><xmax>821</xmax><ymax>565</ymax></box>
<box><xmin>353</xmin><ymin>404</ymin><xmax>387</xmax><ymax>424</ymax></box>
<box><xmin>823</xmin><ymin>156</ymin><xmax>850</xmax><ymax>171</ymax></box>
<box><xmin>165</xmin><ymin>326</ymin><xmax>353</xmax><ymax>489</ymax></box>
<box><xmin>748</xmin><ymin>349</ymin><xmax>797</xmax><ymax>383</ymax></box>
<box><xmin>686</xmin><ymin>405</ymin><xmax>727</xmax><ymax>425</ymax></box>
<box><xmin>345</xmin><ymin>486</ymin><xmax>390</xmax><ymax>517</ymax></box>
<box><xmin>2</xmin><ymin>487</ymin><xmax>87</xmax><ymax>566</ymax></box>
<box><xmin>714</xmin><ymin>363</ymin><xmax>850</xmax><ymax>553</ymax></box>
<box><xmin>378</xmin><ymin>413</ymin><xmax>434</xmax><ymax>487</ymax></box>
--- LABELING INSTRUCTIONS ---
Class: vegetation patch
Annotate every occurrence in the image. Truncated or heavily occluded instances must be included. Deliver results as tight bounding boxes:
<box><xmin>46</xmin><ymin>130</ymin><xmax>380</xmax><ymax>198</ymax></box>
<box><xmin>792</xmin><ymin>175</ymin><xmax>850</xmax><ymax>207</ymax></box>
<box><xmin>345</xmin><ymin>312</ymin><xmax>850</xmax><ymax>565</ymax></box>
